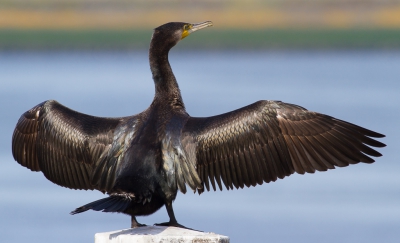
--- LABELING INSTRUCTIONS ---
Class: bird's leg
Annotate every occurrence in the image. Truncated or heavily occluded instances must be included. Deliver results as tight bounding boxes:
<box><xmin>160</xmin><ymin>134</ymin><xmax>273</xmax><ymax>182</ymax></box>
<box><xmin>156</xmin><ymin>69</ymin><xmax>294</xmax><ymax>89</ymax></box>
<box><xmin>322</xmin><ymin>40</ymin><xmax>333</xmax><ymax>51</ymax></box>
<box><xmin>131</xmin><ymin>215</ymin><xmax>146</xmax><ymax>228</ymax></box>
<box><xmin>155</xmin><ymin>201</ymin><xmax>194</xmax><ymax>230</ymax></box>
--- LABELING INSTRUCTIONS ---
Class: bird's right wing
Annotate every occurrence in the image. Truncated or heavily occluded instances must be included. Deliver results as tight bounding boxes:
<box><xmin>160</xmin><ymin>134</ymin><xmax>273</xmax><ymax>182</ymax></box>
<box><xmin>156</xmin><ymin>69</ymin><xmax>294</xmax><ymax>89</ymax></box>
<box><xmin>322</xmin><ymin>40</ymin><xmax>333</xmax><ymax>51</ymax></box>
<box><xmin>12</xmin><ymin>100</ymin><xmax>135</xmax><ymax>192</ymax></box>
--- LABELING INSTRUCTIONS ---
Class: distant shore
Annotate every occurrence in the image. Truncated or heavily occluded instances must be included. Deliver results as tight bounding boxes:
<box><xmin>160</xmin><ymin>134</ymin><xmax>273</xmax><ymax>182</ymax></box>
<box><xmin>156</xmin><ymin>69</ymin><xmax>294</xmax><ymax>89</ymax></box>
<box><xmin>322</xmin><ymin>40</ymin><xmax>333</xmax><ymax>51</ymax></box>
<box><xmin>2</xmin><ymin>2</ymin><xmax>400</xmax><ymax>50</ymax></box>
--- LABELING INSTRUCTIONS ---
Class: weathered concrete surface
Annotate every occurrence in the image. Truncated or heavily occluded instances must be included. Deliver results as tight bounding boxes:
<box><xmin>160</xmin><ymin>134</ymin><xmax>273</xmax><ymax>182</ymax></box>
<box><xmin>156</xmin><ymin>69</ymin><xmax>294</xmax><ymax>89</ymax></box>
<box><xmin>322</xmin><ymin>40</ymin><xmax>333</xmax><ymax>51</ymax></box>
<box><xmin>95</xmin><ymin>226</ymin><xmax>230</xmax><ymax>243</ymax></box>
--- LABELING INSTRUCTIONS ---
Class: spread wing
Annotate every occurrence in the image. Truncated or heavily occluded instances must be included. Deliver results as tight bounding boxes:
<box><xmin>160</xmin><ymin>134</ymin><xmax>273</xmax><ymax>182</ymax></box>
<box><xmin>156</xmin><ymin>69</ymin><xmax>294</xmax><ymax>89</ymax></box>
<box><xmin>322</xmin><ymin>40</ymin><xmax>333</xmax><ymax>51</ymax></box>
<box><xmin>12</xmin><ymin>100</ymin><xmax>133</xmax><ymax>191</ymax></box>
<box><xmin>181</xmin><ymin>100</ymin><xmax>385</xmax><ymax>193</ymax></box>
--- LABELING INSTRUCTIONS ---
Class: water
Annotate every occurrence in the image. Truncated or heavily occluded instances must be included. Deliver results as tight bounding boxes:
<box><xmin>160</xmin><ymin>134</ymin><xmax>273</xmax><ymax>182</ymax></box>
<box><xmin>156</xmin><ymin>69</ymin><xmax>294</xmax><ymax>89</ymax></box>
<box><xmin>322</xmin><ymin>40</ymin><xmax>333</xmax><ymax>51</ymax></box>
<box><xmin>1</xmin><ymin>50</ymin><xmax>399</xmax><ymax>243</ymax></box>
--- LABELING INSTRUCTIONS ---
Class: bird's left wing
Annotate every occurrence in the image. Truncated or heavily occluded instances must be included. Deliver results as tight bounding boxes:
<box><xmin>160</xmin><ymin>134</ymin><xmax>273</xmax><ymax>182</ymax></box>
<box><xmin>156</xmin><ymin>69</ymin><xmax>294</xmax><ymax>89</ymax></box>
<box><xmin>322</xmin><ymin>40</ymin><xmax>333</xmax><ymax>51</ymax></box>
<box><xmin>181</xmin><ymin>100</ymin><xmax>385</xmax><ymax>193</ymax></box>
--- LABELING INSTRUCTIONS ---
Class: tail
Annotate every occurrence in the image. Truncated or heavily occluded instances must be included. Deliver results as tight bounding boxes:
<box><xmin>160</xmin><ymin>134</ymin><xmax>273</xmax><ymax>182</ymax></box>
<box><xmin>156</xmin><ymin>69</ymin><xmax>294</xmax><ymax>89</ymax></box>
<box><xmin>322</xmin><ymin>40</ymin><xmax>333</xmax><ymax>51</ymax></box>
<box><xmin>70</xmin><ymin>194</ymin><xmax>134</xmax><ymax>215</ymax></box>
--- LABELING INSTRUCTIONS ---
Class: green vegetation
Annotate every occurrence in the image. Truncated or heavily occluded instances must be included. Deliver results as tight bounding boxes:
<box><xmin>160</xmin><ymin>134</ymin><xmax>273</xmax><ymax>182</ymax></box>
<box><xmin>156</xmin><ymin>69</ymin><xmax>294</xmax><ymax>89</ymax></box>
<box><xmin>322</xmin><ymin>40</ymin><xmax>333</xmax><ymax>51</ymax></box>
<box><xmin>0</xmin><ymin>29</ymin><xmax>153</xmax><ymax>50</ymax></box>
<box><xmin>1</xmin><ymin>28</ymin><xmax>400</xmax><ymax>50</ymax></box>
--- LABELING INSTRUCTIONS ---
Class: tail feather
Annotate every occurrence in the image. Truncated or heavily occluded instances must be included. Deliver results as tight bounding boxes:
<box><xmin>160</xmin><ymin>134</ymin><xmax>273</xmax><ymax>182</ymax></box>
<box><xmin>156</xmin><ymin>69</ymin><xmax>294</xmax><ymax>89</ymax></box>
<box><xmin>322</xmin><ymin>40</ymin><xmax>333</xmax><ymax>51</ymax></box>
<box><xmin>103</xmin><ymin>198</ymin><xmax>128</xmax><ymax>212</ymax></box>
<box><xmin>70</xmin><ymin>194</ymin><xmax>133</xmax><ymax>215</ymax></box>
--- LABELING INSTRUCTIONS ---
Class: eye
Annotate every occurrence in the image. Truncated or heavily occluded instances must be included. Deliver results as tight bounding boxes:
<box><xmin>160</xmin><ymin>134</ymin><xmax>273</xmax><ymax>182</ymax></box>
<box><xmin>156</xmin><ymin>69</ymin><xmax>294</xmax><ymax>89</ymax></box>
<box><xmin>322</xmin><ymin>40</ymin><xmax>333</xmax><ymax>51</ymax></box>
<box><xmin>184</xmin><ymin>24</ymin><xmax>191</xmax><ymax>31</ymax></box>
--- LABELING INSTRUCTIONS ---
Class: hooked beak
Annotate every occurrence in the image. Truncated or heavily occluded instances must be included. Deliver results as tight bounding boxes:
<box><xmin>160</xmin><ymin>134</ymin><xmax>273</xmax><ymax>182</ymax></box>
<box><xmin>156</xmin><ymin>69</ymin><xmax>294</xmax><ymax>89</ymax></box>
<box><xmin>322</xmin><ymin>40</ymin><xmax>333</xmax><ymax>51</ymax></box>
<box><xmin>182</xmin><ymin>21</ymin><xmax>213</xmax><ymax>39</ymax></box>
<box><xmin>190</xmin><ymin>21</ymin><xmax>213</xmax><ymax>33</ymax></box>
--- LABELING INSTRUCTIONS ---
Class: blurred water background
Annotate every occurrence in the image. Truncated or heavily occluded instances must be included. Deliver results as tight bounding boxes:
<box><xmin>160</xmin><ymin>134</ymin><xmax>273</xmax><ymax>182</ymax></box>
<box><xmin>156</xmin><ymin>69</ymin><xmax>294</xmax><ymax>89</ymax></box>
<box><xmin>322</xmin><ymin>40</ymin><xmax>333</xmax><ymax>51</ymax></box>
<box><xmin>1</xmin><ymin>1</ymin><xmax>400</xmax><ymax>243</ymax></box>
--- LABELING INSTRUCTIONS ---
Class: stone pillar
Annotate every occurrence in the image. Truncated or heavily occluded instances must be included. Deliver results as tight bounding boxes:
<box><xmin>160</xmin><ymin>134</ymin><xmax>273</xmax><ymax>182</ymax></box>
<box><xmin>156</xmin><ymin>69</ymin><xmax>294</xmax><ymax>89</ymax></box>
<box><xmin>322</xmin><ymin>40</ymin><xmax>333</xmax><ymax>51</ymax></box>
<box><xmin>95</xmin><ymin>226</ymin><xmax>230</xmax><ymax>243</ymax></box>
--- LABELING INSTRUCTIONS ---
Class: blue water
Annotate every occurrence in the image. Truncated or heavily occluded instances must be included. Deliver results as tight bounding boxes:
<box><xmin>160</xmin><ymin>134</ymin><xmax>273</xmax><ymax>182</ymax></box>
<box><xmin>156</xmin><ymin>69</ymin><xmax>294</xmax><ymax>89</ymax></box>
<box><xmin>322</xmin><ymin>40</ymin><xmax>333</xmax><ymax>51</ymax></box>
<box><xmin>1</xmin><ymin>50</ymin><xmax>399</xmax><ymax>243</ymax></box>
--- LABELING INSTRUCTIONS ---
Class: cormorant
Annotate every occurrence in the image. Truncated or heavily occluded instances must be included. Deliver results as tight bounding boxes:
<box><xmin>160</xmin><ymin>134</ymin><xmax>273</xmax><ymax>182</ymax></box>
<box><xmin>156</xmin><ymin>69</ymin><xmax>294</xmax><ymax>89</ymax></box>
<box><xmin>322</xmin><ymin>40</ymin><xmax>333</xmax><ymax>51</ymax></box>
<box><xmin>12</xmin><ymin>21</ymin><xmax>385</xmax><ymax>229</ymax></box>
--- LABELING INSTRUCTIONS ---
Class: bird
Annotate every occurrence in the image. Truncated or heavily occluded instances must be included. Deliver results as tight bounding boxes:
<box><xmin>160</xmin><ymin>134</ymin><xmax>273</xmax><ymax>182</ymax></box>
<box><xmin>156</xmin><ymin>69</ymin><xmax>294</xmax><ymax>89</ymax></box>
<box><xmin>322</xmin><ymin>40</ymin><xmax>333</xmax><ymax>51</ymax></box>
<box><xmin>12</xmin><ymin>21</ymin><xmax>385</xmax><ymax>229</ymax></box>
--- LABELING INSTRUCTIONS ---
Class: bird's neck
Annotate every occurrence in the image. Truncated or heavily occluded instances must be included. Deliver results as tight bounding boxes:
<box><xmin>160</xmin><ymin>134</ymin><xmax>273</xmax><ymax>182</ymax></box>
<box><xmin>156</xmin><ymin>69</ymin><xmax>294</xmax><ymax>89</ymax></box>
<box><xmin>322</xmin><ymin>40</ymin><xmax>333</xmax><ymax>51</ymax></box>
<box><xmin>149</xmin><ymin>43</ymin><xmax>185</xmax><ymax>110</ymax></box>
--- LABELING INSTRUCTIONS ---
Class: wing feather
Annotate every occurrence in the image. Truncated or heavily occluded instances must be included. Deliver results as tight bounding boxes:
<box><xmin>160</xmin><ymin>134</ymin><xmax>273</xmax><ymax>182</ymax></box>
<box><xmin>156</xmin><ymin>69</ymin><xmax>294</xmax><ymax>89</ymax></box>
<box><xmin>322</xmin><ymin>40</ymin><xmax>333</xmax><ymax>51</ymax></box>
<box><xmin>232</xmin><ymin>150</ymin><xmax>244</xmax><ymax>188</ymax></box>
<box><xmin>219</xmin><ymin>146</ymin><xmax>230</xmax><ymax>190</ymax></box>
<box><xmin>182</xmin><ymin>100</ymin><xmax>385</xmax><ymax>192</ymax></box>
<box><xmin>226</xmin><ymin>150</ymin><xmax>237</xmax><ymax>189</ymax></box>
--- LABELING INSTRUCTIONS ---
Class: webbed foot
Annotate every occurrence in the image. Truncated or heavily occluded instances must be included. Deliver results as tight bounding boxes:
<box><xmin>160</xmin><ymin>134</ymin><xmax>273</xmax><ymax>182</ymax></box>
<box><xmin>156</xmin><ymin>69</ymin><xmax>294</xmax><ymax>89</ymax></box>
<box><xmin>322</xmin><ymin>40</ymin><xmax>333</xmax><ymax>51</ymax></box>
<box><xmin>154</xmin><ymin>221</ymin><xmax>200</xmax><ymax>231</ymax></box>
<box><xmin>132</xmin><ymin>222</ymin><xmax>147</xmax><ymax>228</ymax></box>
<box><xmin>131</xmin><ymin>216</ymin><xmax>146</xmax><ymax>228</ymax></box>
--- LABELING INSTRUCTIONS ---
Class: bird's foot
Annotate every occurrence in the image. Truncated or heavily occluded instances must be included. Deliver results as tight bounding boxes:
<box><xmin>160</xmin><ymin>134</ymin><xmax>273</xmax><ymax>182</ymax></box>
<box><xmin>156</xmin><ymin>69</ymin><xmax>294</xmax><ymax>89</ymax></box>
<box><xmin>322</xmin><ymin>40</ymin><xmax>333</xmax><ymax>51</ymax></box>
<box><xmin>131</xmin><ymin>222</ymin><xmax>147</xmax><ymax>228</ymax></box>
<box><xmin>131</xmin><ymin>216</ymin><xmax>147</xmax><ymax>228</ymax></box>
<box><xmin>154</xmin><ymin>221</ymin><xmax>200</xmax><ymax>231</ymax></box>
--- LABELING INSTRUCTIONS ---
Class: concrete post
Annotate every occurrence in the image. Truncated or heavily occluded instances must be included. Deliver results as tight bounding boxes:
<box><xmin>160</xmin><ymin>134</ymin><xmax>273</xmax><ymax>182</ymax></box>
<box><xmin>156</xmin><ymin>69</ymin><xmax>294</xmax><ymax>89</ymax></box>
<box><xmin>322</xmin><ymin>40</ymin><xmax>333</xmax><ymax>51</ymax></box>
<box><xmin>95</xmin><ymin>226</ymin><xmax>230</xmax><ymax>243</ymax></box>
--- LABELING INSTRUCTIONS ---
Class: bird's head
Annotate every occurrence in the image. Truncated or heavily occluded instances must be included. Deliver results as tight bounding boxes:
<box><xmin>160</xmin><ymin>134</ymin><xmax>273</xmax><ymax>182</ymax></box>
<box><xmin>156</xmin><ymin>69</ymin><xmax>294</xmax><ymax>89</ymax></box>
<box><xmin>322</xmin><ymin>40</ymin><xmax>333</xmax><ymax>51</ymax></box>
<box><xmin>151</xmin><ymin>21</ymin><xmax>213</xmax><ymax>51</ymax></box>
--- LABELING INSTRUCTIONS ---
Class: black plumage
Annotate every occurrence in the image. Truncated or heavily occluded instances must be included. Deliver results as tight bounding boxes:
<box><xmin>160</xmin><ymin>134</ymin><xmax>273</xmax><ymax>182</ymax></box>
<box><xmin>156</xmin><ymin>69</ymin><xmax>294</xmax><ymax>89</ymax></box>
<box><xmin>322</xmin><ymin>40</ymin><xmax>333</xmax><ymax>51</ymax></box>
<box><xmin>12</xmin><ymin>21</ymin><xmax>385</xmax><ymax>229</ymax></box>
